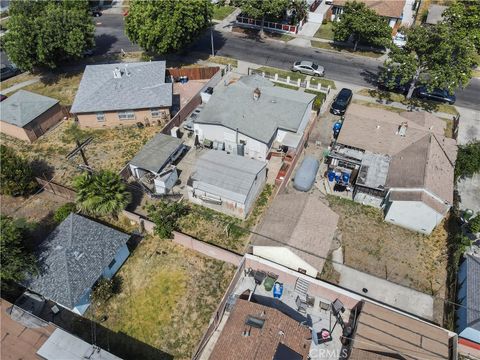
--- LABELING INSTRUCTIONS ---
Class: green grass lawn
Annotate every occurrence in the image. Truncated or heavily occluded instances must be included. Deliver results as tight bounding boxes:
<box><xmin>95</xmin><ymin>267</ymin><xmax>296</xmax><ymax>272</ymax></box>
<box><xmin>310</xmin><ymin>76</ymin><xmax>336</xmax><ymax>89</ymax></box>
<box><xmin>266</xmin><ymin>31</ymin><xmax>295</xmax><ymax>42</ymax></box>
<box><xmin>314</xmin><ymin>22</ymin><xmax>334</xmax><ymax>40</ymax></box>
<box><xmin>212</xmin><ymin>5</ymin><xmax>235</xmax><ymax>20</ymax></box>
<box><xmin>311</xmin><ymin>40</ymin><xmax>384</xmax><ymax>58</ymax></box>
<box><xmin>257</xmin><ymin>66</ymin><xmax>306</xmax><ymax>82</ymax></box>
<box><xmin>208</xmin><ymin>55</ymin><xmax>238</xmax><ymax>67</ymax></box>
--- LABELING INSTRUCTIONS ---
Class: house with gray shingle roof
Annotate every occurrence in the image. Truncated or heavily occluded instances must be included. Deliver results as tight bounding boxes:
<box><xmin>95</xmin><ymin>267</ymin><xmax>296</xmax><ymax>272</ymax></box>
<box><xmin>23</xmin><ymin>213</ymin><xmax>130</xmax><ymax>315</ymax></box>
<box><xmin>457</xmin><ymin>254</ymin><xmax>480</xmax><ymax>345</ymax></box>
<box><xmin>0</xmin><ymin>90</ymin><xmax>64</xmax><ymax>142</ymax></box>
<box><xmin>71</xmin><ymin>61</ymin><xmax>172</xmax><ymax>129</ymax></box>
<box><xmin>193</xmin><ymin>75</ymin><xmax>315</xmax><ymax>162</ymax></box>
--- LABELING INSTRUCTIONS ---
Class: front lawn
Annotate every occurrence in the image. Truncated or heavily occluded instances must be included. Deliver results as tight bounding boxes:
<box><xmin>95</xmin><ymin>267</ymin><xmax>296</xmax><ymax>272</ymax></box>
<box><xmin>311</xmin><ymin>40</ymin><xmax>384</xmax><ymax>58</ymax></box>
<box><xmin>257</xmin><ymin>66</ymin><xmax>306</xmax><ymax>82</ymax></box>
<box><xmin>310</xmin><ymin>76</ymin><xmax>336</xmax><ymax>89</ymax></box>
<box><xmin>88</xmin><ymin>236</ymin><xmax>236</xmax><ymax>359</ymax></box>
<box><xmin>212</xmin><ymin>5</ymin><xmax>235</xmax><ymax>20</ymax></box>
<box><xmin>314</xmin><ymin>22</ymin><xmax>334</xmax><ymax>40</ymax></box>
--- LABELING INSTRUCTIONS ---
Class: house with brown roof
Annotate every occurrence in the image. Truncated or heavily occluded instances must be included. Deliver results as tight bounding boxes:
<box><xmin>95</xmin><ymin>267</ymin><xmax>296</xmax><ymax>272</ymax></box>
<box><xmin>349</xmin><ymin>301</ymin><xmax>457</xmax><ymax>359</ymax></box>
<box><xmin>328</xmin><ymin>103</ymin><xmax>457</xmax><ymax>234</ymax></box>
<box><xmin>193</xmin><ymin>254</ymin><xmax>457</xmax><ymax>360</ymax></box>
<box><xmin>329</xmin><ymin>0</ymin><xmax>407</xmax><ymax>34</ymax></box>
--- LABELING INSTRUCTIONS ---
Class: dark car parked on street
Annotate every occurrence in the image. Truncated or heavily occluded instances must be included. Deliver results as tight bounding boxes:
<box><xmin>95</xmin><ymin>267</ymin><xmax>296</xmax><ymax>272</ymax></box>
<box><xmin>414</xmin><ymin>87</ymin><xmax>456</xmax><ymax>105</ymax></box>
<box><xmin>0</xmin><ymin>65</ymin><xmax>21</xmax><ymax>82</ymax></box>
<box><xmin>330</xmin><ymin>88</ymin><xmax>353</xmax><ymax>115</ymax></box>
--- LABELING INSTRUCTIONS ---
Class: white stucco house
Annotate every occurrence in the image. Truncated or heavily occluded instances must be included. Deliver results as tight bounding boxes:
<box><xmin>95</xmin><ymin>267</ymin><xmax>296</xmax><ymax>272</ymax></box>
<box><xmin>193</xmin><ymin>75</ymin><xmax>315</xmax><ymax>162</ymax></box>
<box><xmin>329</xmin><ymin>104</ymin><xmax>457</xmax><ymax>235</ymax></box>
<box><xmin>457</xmin><ymin>254</ymin><xmax>480</xmax><ymax>345</ymax></box>
<box><xmin>187</xmin><ymin>151</ymin><xmax>267</xmax><ymax>218</ymax></box>
<box><xmin>23</xmin><ymin>214</ymin><xmax>131</xmax><ymax>315</ymax></box>
<box><xmin>129</xmin><ymin>133</ymin><xmax>184</xmax><ymax>195</ymax></box>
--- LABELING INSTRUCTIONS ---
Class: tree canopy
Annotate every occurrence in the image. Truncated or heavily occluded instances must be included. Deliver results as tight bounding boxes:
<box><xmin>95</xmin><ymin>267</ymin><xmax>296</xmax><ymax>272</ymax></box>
<box><xmin>0</xmin><ymin>145</ymin><xmax>37</xmax><ymax>197</ymax></box>
<box><xmin>383</xmin><ymin>24</ymin><xmax>477</xmax><ymax>98</ymax></box>
<box><xmin>147</xmin><ymin>200</ymin><xmax>189</xmax><ymax>239</ymax></box>
<box><xmin>0</xmin><ymin>216</ymin><xmax>37</xmax><ymax>288</ymax></box>
<box><xmin>237</xmin><ymin>0</ymin><xmax>307</xmax><ymax>25</ymax></box>
<box><xmin>73</xmin><ymin>170</ymin><xmax>132</xmax><ymax>217</ymax></box>
<box><xmin>332</xmin><ymin>1</ymin><xmax>391</xmax><ymax>51</ymax></box>
<box><xmin>443</xmin><ymin>1</ymin><xmax>480</xmax><ymax>53</ymax></box>
<box><xmin>125</xmin><ymin>0</ymin><xmax>212</xmax><ymax>54</ymax></box>
<box><xmin>2</xmin><ymin>0</ymin><xmax>94</xmax><ymax>71</ymax></box>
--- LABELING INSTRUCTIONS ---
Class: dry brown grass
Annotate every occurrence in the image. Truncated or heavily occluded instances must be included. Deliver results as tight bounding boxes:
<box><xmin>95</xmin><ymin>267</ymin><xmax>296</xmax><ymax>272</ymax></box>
<box><xmin>327</xmin><ymin>196</ymin><xmax>448</xmax><ymax>297</ymax></box>
<box><xmin>89</xmin><ymin>236</ymin><xmax>235</xmax><ymax>360</ymax></box>
<box><xmin>0</xmin><ymin>119</ymin><xmax>161</xmax><ymax>186</ymax></box>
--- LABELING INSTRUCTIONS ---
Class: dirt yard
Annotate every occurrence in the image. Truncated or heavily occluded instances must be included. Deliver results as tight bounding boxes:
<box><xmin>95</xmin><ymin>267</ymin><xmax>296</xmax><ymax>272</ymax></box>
<box><xmin>1</xmin><ymin>119</ymin><xmax>161</xmax><ymax>186</ymax></box>
<box><xmin>327</xmin><ymin>196</ymin><xmax>448</xmax><ymax>297</ymax></box>
<box><xmin>89</xmin><ymin>236</ymin><xmax>236</xmax><ymax>360</ymax></box>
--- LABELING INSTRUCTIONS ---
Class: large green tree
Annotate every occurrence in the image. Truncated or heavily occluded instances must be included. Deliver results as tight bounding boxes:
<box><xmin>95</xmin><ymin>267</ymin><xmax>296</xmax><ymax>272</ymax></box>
<box><xmin>73</xmin><ymin>170</ymin><xmax>132</xmax><ymax>217</ymax></box>
<box><xmin>383</xmin><ymin>24</ymin><xmax>477</xmax><ymax>99</ymax></box>
<box><xmin>443</xmin><ymin>1</ymin><xmax>480</xmax><ymax>53</ymax></box>
<box><xmin>3</xmin><ymin>0</ymin><xmax>94</xmax><ymax>71</ymax></box>
<box><xmin>332</xmin><ymin>1</ymin><xmax>391</xmax><ymax>51</ymax></box>
<box><xmin>0</xmin><ymin>145</ymin><xmax>37</xmax><ymax>196</ymax></box>
<box><xmin>125</xmin><ymin>0</ymin><xmax>212</xmax><ymax>54</ymax></box>
<box><xmin>0</xmin><ymin>216</ymin><xmax>37</xmax><ymax>288</ymax></box>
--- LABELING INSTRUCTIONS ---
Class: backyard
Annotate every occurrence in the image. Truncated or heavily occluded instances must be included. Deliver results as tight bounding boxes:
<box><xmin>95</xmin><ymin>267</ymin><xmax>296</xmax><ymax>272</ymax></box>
<box><xmin>327</xmin><ymin>196</ymin><xmax>448</xmax><ymax>298</ymax></box>
<box><xmin>0</xmin><ymin>119</ymin><xmax>160</xmax><ymax>186</ymax></box>
<box><xmin>88</xmin><ymin>235</ymin><xmax>236</xmax><ymax>360</ymax></box>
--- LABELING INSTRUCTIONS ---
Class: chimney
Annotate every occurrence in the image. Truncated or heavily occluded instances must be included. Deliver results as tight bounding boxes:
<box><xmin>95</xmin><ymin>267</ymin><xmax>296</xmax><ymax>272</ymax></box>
<box><xmin>397</xmin><ymin>121</ymin><xmax>408</xmax><ymax>137</ymax></box>
<box><xmin>113</xmin><ymin>67</ymin><xmax>122</xmax><ymax>79</ymax></box>
<box><xmin>253</xmin><ymin>87</ymin><xmax>261</xmax><ymax>101</ymax></box>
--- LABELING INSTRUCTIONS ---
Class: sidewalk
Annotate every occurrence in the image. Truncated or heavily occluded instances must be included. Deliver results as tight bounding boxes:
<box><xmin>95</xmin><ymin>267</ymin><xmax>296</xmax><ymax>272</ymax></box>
<box><xmin>1</xmin><ymin>77</ymin><xmax>40</xmax><ymax>94</ymax></box>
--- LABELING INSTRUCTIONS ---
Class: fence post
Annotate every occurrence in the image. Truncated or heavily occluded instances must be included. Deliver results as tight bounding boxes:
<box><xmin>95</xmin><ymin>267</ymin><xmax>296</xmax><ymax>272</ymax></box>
<box><xmin>317</xmin><ymin>83</ymin><xmax>321</xmax><ymax>91</ymax></box>
<box><xmin>327</xmin><ymin>85</ymin><xmax>331</xmax><ymax>95</ymax></box>
<box><xmin>287</xmin><ymin>76</ymin><xmax>290</xmax><ymax>84</ymax></box>
<box><xmin>262</xmin><ymin>72</ymin><xmax>265</xmax><ymax>78</ymax></box>
<box><xmin>297</xmin><ymin>78</ymin><xmax>301</xmax><ymax>87</ymax></box>
<box><xmin>274</xmin><ymin>73</ymin><xmax>278</xmax><ymax>81</ymax></box>
<box><xmin>306</xmin><ymin>79</ymin><xmax>310</xmax><ymax>89</ymax></box>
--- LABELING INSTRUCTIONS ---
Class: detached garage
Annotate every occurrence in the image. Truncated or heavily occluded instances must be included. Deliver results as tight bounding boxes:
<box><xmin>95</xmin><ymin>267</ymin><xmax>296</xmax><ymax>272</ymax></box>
<box><xmin>0</xmin><ymin>90</ymin><xmax>64</xmax><ymax>142</ymax></box>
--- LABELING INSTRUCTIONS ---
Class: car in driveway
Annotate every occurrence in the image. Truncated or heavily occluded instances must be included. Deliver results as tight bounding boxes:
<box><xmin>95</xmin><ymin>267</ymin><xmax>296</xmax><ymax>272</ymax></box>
<box><xmin>392</xmin><ymin>33</ymin><xmax>407</xmax><ymax>48</ymax></box>
<box><xmin>292</xmin><ymin>61</ymin><xmax>325</xmax><ymax>77</ymax></box>
<box><xmin>330</xmin><ymin>88</ymin><xmax>353</xmax><ymax>115</ymax></box>
<box><xmin>0</xmin><ymin>65</ymin><xmax>21</xmax><ymax>81</ymax></box>
<box><xmin>414</xmin><ymin>87</ymin><xmax>456</xmax><ymax>105</ymax></box>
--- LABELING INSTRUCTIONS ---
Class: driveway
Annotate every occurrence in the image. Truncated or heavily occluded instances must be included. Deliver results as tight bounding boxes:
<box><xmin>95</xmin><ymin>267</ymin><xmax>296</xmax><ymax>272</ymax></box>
<box><xmin>457</xmin><ymin>105</ymin><xmax>480</xmax><ymax>145</ymax></box>
<box><xmin>331</xmin><ymin>248</ymin><xmax>436</xmax><ymax>321</ymax></box>
<box><xmin>457</xmin><ymin>174</ymin><xmax>480</xmax><ymax>213</ymax></box>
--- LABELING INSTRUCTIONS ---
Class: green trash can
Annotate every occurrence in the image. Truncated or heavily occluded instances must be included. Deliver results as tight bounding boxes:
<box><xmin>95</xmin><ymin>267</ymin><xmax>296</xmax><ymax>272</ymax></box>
<box><xmin>264</xmin><ymin>276</ymin><xmax>275</xmax><ymax>292</ymax></box>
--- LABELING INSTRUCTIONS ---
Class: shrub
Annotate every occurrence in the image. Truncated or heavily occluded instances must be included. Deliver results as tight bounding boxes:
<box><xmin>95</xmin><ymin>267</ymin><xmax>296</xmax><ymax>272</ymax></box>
<box><xmin>455</xmin><ymin>141</ymin><xmax>480</xmax><ymax>179</ymax></box>
<box><xmin>91</xmin><ymin>277</ymin><xmax>122</xmax><ymax>304</ymax></box>
<box><xmin>0</xmin><ymin>145</ymin><xmax>37</xmax><ymax>196</ymax></box>
<box><xmin>147</xmin><ymin>200</ymin><xmax>189</xmax><ymax>239</ymax></box>
<box><xmin>469</xmin><ymin>215</ymin><xmax>480</xmax><ymax>234</ymax></box>
<box><xmin>54</xmin><ymin>203</ymin><xmax>77</xmax><ymax>223</ymax></box>
<box><xmin>322</xmin><ymin>18</ymin><xmax>327</xmax><ymax>25</ymax></box>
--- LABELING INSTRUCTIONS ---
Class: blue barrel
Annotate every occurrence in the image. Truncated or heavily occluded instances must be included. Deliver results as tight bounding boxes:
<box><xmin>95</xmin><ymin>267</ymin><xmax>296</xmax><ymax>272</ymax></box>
<box><xmin>334</xmin><ymin>172</ymin><xmax>341</xmax><ymax>182</ymax></box>
<box><xmin>333</xmin><ymin>122</ymin><xmax>342</xmax><ymax>131</ymax></box>
<box><xmin>342</xmin><ymin>172</ymin><xmax>351</xmax><ymax>183</ymax></box>
<box><xmin>328</xmin><ymin>170</ymin><xmax>335</xmax><ymax>182</ymax></box>
<box><xmin>273</xmin><ymin>282</ymin><xmax>283</xmax><ymax>299</ymax></box>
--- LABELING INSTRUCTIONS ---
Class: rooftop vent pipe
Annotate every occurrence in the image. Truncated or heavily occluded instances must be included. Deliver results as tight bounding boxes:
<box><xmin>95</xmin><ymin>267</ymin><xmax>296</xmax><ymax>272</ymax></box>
<box><xmin>253</xmin><ymin>87</ymin><xmax>261</xmax><ymax>101</ymax></box>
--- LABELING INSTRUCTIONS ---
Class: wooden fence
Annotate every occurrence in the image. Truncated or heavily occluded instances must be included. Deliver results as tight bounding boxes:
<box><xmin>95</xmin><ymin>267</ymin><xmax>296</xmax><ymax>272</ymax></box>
<box><xmin>161</xmin><ymin>94</ymin><xmax>202</xmax><ymax>135</ymax></box>
<box><xmin>35</xmin><ymin>177</ymin><xmax>76</xmax><ymax>201</ymax></box>
<box><xmin>167</xmin><ymin>66</ymin><xmax>220</xmax><ymax>80</ymax></box>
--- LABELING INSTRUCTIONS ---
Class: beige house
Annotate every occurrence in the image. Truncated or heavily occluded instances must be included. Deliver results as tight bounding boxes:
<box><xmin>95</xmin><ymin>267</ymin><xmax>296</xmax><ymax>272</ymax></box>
<box><xmin>71</xmin><ymin>61</ymin><xmax>172</xmax><ymax>128</ymax></box>
<box><xmin>0</xmin><ymin>90</ymin><xmax>63</xmax><ymax>142</ymax></box>
<box><xmin>329</xmin><ymin>104</ymin><xmax>457</xmax><ymax>234</ymax></box>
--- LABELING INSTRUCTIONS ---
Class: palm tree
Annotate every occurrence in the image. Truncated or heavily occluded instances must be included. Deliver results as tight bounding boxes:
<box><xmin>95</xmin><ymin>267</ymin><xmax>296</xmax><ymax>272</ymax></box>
<box><xmin>73</xmin><ymin>170</ymin><xmax>132</xmax><ymax>218</ymax></box>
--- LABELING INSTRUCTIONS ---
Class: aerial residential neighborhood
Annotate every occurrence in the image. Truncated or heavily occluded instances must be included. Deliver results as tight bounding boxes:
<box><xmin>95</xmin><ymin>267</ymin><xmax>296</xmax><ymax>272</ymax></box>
<box><xmin>0</xmin><ymin>1</ymin><xmax>479</xmax><ymax>360</ymax></box>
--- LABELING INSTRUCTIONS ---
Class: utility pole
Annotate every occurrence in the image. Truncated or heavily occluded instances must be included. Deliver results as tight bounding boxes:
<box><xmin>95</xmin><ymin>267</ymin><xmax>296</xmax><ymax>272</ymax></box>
<box><xmin>66</xmin><ymin>137</ymin><xmax>94</xmax><ymax>172</ymax></box>
<box><xmin>211</xmin><ymin>27</ymin><xmax>215</xmax><ymax>56</ymax></box>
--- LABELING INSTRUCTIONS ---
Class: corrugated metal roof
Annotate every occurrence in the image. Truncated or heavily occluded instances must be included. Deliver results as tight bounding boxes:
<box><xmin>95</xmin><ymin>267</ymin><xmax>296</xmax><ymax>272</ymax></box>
<box><xmin>194</xmin><ymin>75</ymin><xmax>315</xmax><ymax>144</ymax></box>
<box><xmin>0</xmin><ymin>90</ymin><xmax>59</xmax><ymax>127</ymax></box>
<box><xmin>189</xmin><ymin>151</ymin><xmax>266</xmax><ymax>203</ymax></box>
<box><xmin>129</xmin><ymin>133</ymin><xmax>183</xmax><ymax>173</ymax></box>
<box><xmin>70</xmin><ymin>61</ymin><xmax>172</xmax><ymax>113</ymax></box>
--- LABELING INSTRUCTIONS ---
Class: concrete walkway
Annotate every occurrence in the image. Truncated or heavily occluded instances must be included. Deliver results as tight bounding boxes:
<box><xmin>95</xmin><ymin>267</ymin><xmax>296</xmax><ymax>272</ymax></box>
<box><xmin>456</xmin><ymin>105</ymin><xmax>480</xmax><ymax>145</ymax></box>
<box><xmin>1</xmin><ymin>77</ymin><xmax>40</xmax><ymax>94</ymax></box>
<box><xmin>331</xmin><ymin>247</ymin><xmax>435</xmax><ymax>320</ymax></box>
<box><xmin>214</xmin><ymin>8</ymin><xmax>241</xmax><ymax>32</ymax></box>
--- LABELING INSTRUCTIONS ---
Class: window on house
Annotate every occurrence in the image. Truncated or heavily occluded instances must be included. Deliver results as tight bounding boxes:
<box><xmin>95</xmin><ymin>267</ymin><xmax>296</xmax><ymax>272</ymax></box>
<box><xmin>108</xmin><ymin>259</ymin><xmax>116</xmax><ymax>269</ymax></box>
<box><xmin>118</xmin><ymin>110</ymin><xmax>135</xmax><ymax>120</ymax></box>
<box><xmin>150</xmin><ymin>108</ymin><xmax>162</xmax><ymax>118</ymax></box>
<box><xmin>96</xmin><ymin>112</ymin><xmax>105</xmax><ymax>122</ymax></box>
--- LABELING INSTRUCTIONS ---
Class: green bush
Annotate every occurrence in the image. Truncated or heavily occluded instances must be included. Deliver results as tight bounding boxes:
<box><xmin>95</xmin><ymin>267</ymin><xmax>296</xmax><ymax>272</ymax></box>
<box><xmin>470</xmin><ymin>215</ymin><xmax>480</xmax><ymax>233</ymax></box>
<box><xmin>455</xmin><ymin>141</ymin><xmax>480</xmax><ymax>179</ymax></box>
<box><xmin>54</xmin><ymin>203</ymin><xmax>77</xmax><ymax>223</ymax></box>
<box><xmin>147</xmin><ymin>200</ymin><xmax>190</xmax><ymax>239</ymax></box>
<box><xmin>322</xmin><ymin>18</ymin><xmax>327</xmax><ymax>25</ymax></box>
<box><xmin>0</xmin><ymin>145</ymin><xmax>37</xmax><ymax>197</ymax></box>
<box><xmin>91</xmin><ymin>277</ymin><xmax>122</xmax><ymax>304</ymax></box>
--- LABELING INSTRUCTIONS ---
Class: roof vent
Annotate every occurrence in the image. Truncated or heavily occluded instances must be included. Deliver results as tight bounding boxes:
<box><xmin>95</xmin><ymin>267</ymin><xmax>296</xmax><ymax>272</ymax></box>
<box><xmin>245</xmin><ymin>315</ymin><xmax>265</xmax><ymax>329</ymax></box>
<box><xmin>397</xmin><ymin>121</ymin><xmax>408</xmax><ymax>137</ymax></box>
<box><xmin>113</xmin><ymin>67</ymin><xmax>122</xmax><ymax>79</ymax></box>
<box><xmin>253</xmin><ymin>87</ymin><xmax>261</xmax><ymax>101</ymax></box>
<box><xmin>124</xmin><ymin>64</ymin><xmax>131</xmax><ymax>77</ymax></box>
